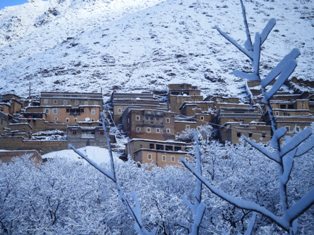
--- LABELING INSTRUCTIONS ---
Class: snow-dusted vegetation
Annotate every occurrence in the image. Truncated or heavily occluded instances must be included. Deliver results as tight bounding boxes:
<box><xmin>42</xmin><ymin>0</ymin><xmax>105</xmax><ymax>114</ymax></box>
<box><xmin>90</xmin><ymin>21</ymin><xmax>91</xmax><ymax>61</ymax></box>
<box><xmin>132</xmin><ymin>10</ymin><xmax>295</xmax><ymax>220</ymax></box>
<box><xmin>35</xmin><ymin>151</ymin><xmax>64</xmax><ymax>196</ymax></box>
<box><xmin>0</xmin><ymin>142</ymin><xmax>313</xmax><ymax>234</ymax></box>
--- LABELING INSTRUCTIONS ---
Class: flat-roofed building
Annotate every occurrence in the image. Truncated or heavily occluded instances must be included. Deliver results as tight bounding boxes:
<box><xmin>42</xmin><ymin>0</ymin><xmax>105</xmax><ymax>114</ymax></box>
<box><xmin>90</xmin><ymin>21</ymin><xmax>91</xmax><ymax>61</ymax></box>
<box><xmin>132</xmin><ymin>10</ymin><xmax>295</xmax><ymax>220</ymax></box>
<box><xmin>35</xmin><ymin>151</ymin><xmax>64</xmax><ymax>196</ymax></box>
<box><xmin>220</xmin><ymin>122</ymin><xmax>271</xmax><ymax>144</ymax></box>
<box><xmin>168</xmin><ymin>84</ymin><xmax>203</xmax><ymax>113</ymax></box>
<box><xmin>40</xmin><ymin>92</ymin><xmax>103</xmax><ymax>107</ymax></box>
<box><xmin>127</xmin><ymin>138</ymin><xmax>190</xmax><ymax>167</ymax></box>
<box><xmin>122</xmin><ymin>108</ymin><xmax>175</xmax><ymax>140</ymax></box>
<box><xmin>111</xmin><ymin>91</ymin><xmax>167</xmax><ymax>123</ymax></box>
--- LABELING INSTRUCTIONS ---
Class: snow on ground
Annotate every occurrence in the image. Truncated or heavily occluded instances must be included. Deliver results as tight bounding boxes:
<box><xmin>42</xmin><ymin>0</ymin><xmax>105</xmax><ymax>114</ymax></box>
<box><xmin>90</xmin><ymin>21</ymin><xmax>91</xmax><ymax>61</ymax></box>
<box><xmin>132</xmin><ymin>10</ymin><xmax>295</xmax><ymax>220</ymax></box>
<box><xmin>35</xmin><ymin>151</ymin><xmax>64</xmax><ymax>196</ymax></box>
<box><xmin>43</xmin><ymin>146</ymin><xmax>122</xmax><ymax>165</ymax></box>
<box><xmin>0</xmin><ymin>0</ymin><xmax>313</xmax><ymax>98</ymax></box>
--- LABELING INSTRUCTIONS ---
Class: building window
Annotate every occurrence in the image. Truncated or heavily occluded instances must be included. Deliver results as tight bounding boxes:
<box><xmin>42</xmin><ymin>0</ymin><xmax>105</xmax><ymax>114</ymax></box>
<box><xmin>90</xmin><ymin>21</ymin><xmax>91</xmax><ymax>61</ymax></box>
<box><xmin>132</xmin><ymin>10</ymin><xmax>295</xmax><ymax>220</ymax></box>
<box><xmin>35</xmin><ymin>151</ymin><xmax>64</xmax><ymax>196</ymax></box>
<box><xmin>72</xmin><ymin>130</ymin><xmax>77</xmax><ymax>135</ymax></box>
<box><xmin>156</xmin><ymin>128</ymin><xmax>160</xmax><ymax>133</ymax></box>
<box><xmin>66</xmin><ymin>118</ymin><xmax>69</xmax><ymax>123</ymax></box>
<box><xmin>262</xmin><ymin>133</ymin><xmax>266</xmax><ymax>138</ymax></box>
<box><xmin>118</xmin><ymin>108</ymin><xmax>122</xmax><ymax>114</ymax></box>
<box><xmin>53</xmin><ymin>99</ymin><xmax>57</xmax><ymax>104</ymax></box>
<box><xmin>53</xmin><ymin>108</ymin><xmax>58</xmax><ymax>114</ymax></box>
<box><xmin>147</xmin><ymin>154</ymin><xmax>152</xmax><ymax>160</ymax></box>
<box><xmin>136</xmin><ymin>115</ymin><xmax>141</xmax><ymax>121</ymax></box>
<box><xmin>249</xmin><ymin>133</ymin><xmax>252</xmax><ymax>137</ymax></box>
<box><xmin>91</xmin><ymin>109</ymin><xmax>96</xmax><ymax>115</ymax></box>
<box><xmin>286</xmin><ymin>126</ymin><xmax>291</xmax><ymax>133</ymax></box>
<box><xmin>275</xmin><ymin>111</ymin><xmax>279</xmax><ymax>116</ymax></box>
<box><xmin>54</xmin><ymin>117</ymin><xmax>58</xmax><ymax>122</ymax></box>
<box><xmin>166</xmin><ymin>118</ymin><xmax>171</xmax><ymax>123</ymax></box>
<box><xmin>186</xmin><ymin>125</ymin><xmax>190</xmax><ymax>129</ymax></box>
<box><xmin>45</xmin><ymin>108</ymin><xmax>49</xmax><ymax>114</ymax></box>
<box><xmin>166</xmin><ymin>145</ymin><xmax>173</xmax><ymax>151</ymax></box>
<box><xmin>237</xmin><ymin>132</ymin><xmax>241</xmax><ymax>137</ymax></box>
<box><xmin>63</xmin><ymin>100</ymin><xmax>68</xmax><ymax>105</ymax></box>
<box><xmin>295</xmin><ymin>126</ymin><xmax>300</xmax><ymax>132</ymax></box>
<box><xmin>162</xmin><ymin>155</ymin><xmax>166</xmax><ymax>161</ymax></box>
<box><xmin>200</xmin><ymin>116</ymin><xmax>204</xmax><ymax>121</ymax></box>
<box><xmin>136</xmin><ymin>127</ymin><xmax>141</xmax><ymax>133</ymax></box>
<box><xmin>166</xmin><ymin>128</ymin><xmax>171</xmax><ymax>134</ymax></box>
<box><xmin>149</xmin><ymin>144</ymin><xmax>154</xmax><ymax>149</ymax></box>
<box><xmin>146</xmin><ymin>127</ymin><xmax>151</xmax><ymax>133</ymax></box>
<box><xmin>171</xmin><ymin>156</ymin><xmax>175</xmax><ymax>162</ymax></box>
<box><xmin>174</xmin><ymin>146</ymin><xmax>181</xmax><ymax>151</ymax></box>
<box><xmin>75</xmin><ymin>118</ymin><xmax>78</xmax><ymax>122</ymax></box>
<box><xmin>156</xmin><ymin>144</ymin><xmax>164</xmax><ymax>150</ymax></box>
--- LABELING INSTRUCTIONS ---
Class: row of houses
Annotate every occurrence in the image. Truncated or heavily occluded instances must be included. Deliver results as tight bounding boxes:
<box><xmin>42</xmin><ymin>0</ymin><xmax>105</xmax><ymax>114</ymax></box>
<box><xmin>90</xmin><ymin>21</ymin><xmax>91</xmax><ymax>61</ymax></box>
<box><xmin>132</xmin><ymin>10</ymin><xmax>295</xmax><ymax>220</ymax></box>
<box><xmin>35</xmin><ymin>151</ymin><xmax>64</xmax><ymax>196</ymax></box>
<box><xmin>110</xmin><ymin>83</ymin><xmax>314</xmax><ymax>167</ymax></box>
<box><xmin>1</xmin><ymin>83</ymin><xmax>313</xmax><ymax>166</ymax></box>
<box><xmin>0</xmin><ymin>92</ymin><xmax>108</xmax><ymax>156</ymax></box>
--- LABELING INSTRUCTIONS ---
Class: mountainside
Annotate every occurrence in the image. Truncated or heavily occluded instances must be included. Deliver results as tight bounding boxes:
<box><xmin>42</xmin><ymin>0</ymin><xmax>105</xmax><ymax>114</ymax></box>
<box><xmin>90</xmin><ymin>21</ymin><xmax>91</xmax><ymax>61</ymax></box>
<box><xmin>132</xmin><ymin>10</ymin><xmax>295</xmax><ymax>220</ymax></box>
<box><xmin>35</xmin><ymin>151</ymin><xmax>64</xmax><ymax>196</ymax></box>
<box><xmin>0</xmin><ymin>0</ymin><xmax>313</xmax><ymax>98</ymax></box>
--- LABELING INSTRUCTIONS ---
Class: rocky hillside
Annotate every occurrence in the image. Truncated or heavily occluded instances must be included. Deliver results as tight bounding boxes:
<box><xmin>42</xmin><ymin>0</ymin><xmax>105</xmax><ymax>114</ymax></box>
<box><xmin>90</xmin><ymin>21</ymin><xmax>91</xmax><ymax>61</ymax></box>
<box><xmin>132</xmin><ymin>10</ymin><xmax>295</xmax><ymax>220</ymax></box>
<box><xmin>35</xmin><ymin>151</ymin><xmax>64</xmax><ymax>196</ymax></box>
<box><xmin>0</xmin><ymin>0</ymin><xmax>313</xmax><ymax>98</ymax></box>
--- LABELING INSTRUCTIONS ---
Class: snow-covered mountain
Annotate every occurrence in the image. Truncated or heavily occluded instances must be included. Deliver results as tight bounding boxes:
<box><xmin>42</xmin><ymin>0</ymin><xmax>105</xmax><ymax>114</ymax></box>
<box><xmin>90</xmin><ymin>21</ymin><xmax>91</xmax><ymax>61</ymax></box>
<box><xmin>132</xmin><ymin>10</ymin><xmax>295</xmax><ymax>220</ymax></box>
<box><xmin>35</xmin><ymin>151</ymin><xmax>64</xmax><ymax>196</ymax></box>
<box><xmin>0</xmin><ymin>0</ymin><xmax>313</xmax><ymax>98</ymax></box>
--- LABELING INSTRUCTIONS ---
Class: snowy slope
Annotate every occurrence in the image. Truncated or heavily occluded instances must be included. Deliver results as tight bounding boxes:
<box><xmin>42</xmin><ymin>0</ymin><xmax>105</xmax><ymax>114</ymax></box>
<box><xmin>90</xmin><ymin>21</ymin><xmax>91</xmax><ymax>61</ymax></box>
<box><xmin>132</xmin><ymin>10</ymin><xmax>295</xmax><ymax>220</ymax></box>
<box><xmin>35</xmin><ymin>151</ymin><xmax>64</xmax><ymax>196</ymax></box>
<box><xmin>43</xmin><ymin>146</ymin><xmax>122</xmax><ymax>165</ymax></box>
<box><xmin>0</xmin><ymin>0</ymin><xmax>313</xmax><ymax>98</ymax></box>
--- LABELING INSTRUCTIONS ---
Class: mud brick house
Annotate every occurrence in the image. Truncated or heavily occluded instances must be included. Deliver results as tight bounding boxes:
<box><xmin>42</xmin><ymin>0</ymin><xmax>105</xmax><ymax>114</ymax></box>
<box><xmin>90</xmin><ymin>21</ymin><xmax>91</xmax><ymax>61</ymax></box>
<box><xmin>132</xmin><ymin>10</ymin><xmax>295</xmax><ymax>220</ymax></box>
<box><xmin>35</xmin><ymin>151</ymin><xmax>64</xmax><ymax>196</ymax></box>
<box><xmin>220</xmin><ymin>122</ymin><xmax>271</xmax><ymax>144</ymax></box>
<box><xmin>127</xmin><ymin>138</ymin><xmax>190</xmax><ymax>167</ymax></box>
<box><xmin>168</xmin><ymin>84</ymin><xmax>203</xmax><ymax>113</ymax></box>
<box><xmin>67</xmin><ymin>125</ymin><xmax>106</xmax><ymax>148</ymax></box>
<box><xmin>40</xmin><ymin>92</ymin><xmax>103</xmax><ymax>106</ymax></box>
<box><xmin>0</xmin><ymin>94</ymin><xmax>23</xmax><ymax>115</ymax></box>
<box><xmin>269</xmin><ymin>93</ymin><xmax>314</xmax><ymax>134</ymax></box>
<box><xmin>111</xmin><ymin>92</ymin><xmax>167</xmax><ymax>123</ymax></box>
<box><xmin>122</xmin><ymin>108</ymin><xmax>175</xmax><ymax>140</ymax></box>
<box><xmin>0</xmin><ymin>112</ymin><xmax>9</xmax><ymax>131</ymax></box>
<box><xmin>217</xmin><ymin>103</ymin><xmax>263</xmax><ymax>125</ymax></box>
<box><xmin>0</xmin><ymin>150</ymin><xmax>42</xmax><ymax>164</ymax></box>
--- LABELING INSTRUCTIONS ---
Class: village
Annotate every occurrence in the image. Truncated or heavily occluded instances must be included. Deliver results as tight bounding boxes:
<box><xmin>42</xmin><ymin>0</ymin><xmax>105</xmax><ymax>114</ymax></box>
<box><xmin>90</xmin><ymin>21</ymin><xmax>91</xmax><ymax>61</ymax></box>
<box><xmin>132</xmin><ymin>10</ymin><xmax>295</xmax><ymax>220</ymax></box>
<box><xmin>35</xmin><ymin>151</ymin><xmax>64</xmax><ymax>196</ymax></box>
<box><xmin>0</xmin><ymin>83</ymin><xmax>313</xmax><ymax>166</ymax></box>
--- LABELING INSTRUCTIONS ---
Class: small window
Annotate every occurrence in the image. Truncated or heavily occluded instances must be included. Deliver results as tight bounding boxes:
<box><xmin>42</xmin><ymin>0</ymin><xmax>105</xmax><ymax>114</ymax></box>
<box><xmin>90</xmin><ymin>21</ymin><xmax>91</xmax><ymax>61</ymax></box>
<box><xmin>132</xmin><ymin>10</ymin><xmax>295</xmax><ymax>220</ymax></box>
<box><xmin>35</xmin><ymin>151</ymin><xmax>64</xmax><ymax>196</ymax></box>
<box><xmin>45</xmin><ymin>108</ymin><xmax>49</xmax><ymax>114</ymax></box>
<box><xmin>146</xmin><ymin>127</ymin><xmax>151</xmax><ymax>133</ymax></box>
<box><xmin>149</xmin><ymin>144</ymin><xmax>154</xmax><ymax>149</ymax></box>
<box><xmin>171</xmin><ymin>156</ymin><xmax>175</xmax><ymax>162</ymax></box>
<box><xmin>286</xmin><ymin>126</ymin><xmax>291</xmax><ymax>132</ymax></box>
<box><xmin>72</xmin><ymin>130</ymin><xmax>77</xmax><ymax>135</ymax></box>
<box><xmin>136</xmin><ymin>115</ymin><xmax>141</xmax><ymax>121</ymax></box>
<box><xmin>147</xmin><ymin>154</ymin><xmax>152</xmax><ymax>160</ymax></box>
<box><xmin>91</xmin><ymin>109</ymin><xmax>96</xmax><ymax>115</ymax></box>
<box><xmin>118</xmin><ymin>108</ymin><xmax>122</xmax><ymax>114</ymax></box>
<box><xmin>156</xmin><ymin>128</ymin><xmax>160</xmax><ymax>133</ymax></box>
<box><xmin>136</xmin><ymin>127</ymin><xmax>141</xmax><ymax>133</ymax></box>
<box><xmin>156</xmin><ymin>144</ymin><xmax>164</xmax><ymax>150</ymax></box>
<box><xmin>66</xmin><ymin>118</ymin><xmax>69</xmax><ymax>123</ymax></box>
<box><xmin>275</xmin><ymin>111</ymin><xmax>279</xmax><ymax>116</ymax></box>
<box><xmin>249</xmin><ymin>133</ymin><xmax>252</xmax><ymax>137</ymax></box>
<box><xmin>53</xmin><ymin>108</ymin><xmax>58</xmax><ymax>114</ymax></box>
<box><xmin>200</xmin><ymin>116</ymin><xmax>204</xmax><ymax>121</ymax></box>
<box><xmin>166</xmin><ymin>145</ymin><xmax>173</xmax><ymax>151</ymax></box>
<box><xmin>53</xmin><ymin>99</ymin><xmax>57</xmax><ymax>104</ymax></box>
<box><xmin>237</xmin><ymin>132</ymin><xmax>241</xmax><ymax>137</ymax></box>
<box><xmin>262</xmin><ymin>133</ymin><xmax>266</xmax><ymax>138</ymax></box>
<box><xmin>166</xmin><ymin>118</ymin><xmax>171</xmax><ymax>123</ymax></box>
<box><xmin>174</xmin><ymin>146</ymin><xmax>181</xmax><ymax>151</ymax></box>
<box><xmin>166</xmin><ymin>128</ymin><xmax>171</xmax><ymax>134</ymax></box>
<box><xmin>186</xmin><ymin>125</ymin><xmax>190</xmax><ymax>129</ymax></box>
<box><xmin>75</xmin><ymin>118</ymin><xmax>77</xmax><ymax>122</ymax></box>
<box><xmin>162</xmin><ymin>155</ymin><xmax>166</xmax><ymax>161</ymax></box>
<box><xmin>295</xmin><ymin>126</ymin><xmax>300</xmax><ymax>132</ymax></box>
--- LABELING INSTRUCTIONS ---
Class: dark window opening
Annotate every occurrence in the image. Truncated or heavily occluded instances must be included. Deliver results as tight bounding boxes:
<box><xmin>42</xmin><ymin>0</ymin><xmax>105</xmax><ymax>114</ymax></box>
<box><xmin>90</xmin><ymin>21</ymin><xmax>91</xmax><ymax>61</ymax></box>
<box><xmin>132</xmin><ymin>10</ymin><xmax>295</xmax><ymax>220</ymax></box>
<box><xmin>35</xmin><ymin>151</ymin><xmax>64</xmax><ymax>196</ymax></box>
<box><xmin>249</xmin><ymin>133</ymin><xmax>252</xmax><ymax>137</ymax></box>
<box><xmin>174</xmin><ymin>146</ymin><xmax>181</xmax><ymax>151</ymax></box>
<box><xmin>165</xmin><ymin>145</ymin><xmax>173</xmax><ymax>151</ymax></box>
<box><xmin>288</xmin><ymin>104</ymin><xmax>294</xmax><ymax>109</ymax></box>
<box><xmin>156</xmin><ymin>144</ymin><xmax>164</xmax><ymax>150</ymax></box>
<box><xmin>237</xmin><ymin>132</ymin><xmax>241</xmax><ymax>137</ymax></box>
<box><xmin>149</xmin><ymin>144</ymin><xmax>154</xmax><ymax>149</ymax></box>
